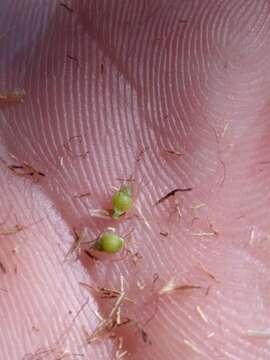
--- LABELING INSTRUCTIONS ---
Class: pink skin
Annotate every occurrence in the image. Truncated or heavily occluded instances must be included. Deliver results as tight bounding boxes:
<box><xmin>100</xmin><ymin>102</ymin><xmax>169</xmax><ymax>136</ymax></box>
<box><xmin>1</xmin><ymin>0</ymin><xmax>270</xmax><ymax>358</ymax></box>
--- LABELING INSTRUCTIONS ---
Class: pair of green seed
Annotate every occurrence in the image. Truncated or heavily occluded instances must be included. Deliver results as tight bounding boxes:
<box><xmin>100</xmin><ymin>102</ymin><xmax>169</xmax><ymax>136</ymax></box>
<box><xmin>94</xmin><ymin>185</ymin><xmax>133</xmax><ymax>254</ymax></box>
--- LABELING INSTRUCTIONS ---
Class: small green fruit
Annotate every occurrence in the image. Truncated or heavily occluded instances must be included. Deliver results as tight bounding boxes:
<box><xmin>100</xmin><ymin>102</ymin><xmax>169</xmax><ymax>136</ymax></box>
<box><xmin>95</xmin><ymin>231</ymin><xmax>124</xmax><ymax>254</ymax></box>
<box><xmin>112</xmin><ymin>186</ymin><xmax>133</xmax><ymax>219</ymax></box>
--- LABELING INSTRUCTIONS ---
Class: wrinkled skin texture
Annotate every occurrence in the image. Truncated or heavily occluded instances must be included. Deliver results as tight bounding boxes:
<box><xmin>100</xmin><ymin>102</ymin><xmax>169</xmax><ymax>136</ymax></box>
<box><xmin>1</xmin><ymin>0</ymin><xmax>270</xmax><ymax>359</ymax></box>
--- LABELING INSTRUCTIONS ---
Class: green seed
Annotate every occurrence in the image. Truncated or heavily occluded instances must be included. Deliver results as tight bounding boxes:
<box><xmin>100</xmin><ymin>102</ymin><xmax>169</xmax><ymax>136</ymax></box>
<box><xmin>112</xmin><ymin>186</ymin><xmax>133</xmax><ymax>219</ymax></box>
<box><xmin>95</xmin><ymin>231</ymin><xmax>124</xmax><ymax>254</ymax></box>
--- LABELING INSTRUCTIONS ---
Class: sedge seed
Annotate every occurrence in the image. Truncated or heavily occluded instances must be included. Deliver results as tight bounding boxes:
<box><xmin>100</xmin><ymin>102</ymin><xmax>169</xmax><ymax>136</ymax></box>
<box><xmin>95</xmin><ymin>231</ymin><xmax>124</xmax><ymax>254</ymax></box>
<box><xmin>112</xmin><ymin>186</ymin><xmax>133</xmax><ymax>219</ymax></box>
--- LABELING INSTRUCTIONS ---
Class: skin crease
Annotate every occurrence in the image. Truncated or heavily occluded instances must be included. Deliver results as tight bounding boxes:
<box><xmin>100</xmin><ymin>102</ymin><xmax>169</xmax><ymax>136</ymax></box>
<box><xmin>1</xmin><ymin>0</ymin><xmax>270</xmax><ymax>358</ymax></box>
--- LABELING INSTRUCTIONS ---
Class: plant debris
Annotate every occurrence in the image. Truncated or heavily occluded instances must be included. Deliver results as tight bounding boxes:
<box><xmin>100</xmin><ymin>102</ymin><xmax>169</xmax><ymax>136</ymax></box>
<box><xmin>192</xmin><ymin>231</ymin><xmax>217</xmax><ymax>237</ymax></box>
<box><xmin>64</xmin><ymin>228</ymin><xmax>86</xmax><ymax>261</ymax></box>
<box><xmin>1</xmin><ymin>154</ymin><xmax>45</xmax><ymax>182</ymax></box>
<box><xmin>151</xmin><ymin>273</ymin><xmax>159</xmax><ymax>291</ymax></box>
<box><xmin>169</xmin><ymin>199</ymin><xmax>182</xmax><ymax>222</ymax></box>
<box><xmin>199</xmin><ymin>263</ymin><xmax>219</xmax><ymax>282</ymax></box>
<box><xmin>210</xmin><ymin>124</ymin><xmax>227</xmax><ymax>186</ymax></box>
<box><xmin>0</xmin><ymin>214</ymin><xmax>46</xmax><ymax>237</ymax></box>
<box><xmin>63</xmin><ymin>135</ymin><xmax>89</xmax><ymax>158</ymax></box>
<box><xmin>59</xmin><ymin>2</ymin><xmax>73</xmax><ymax>12</ymax></box>
<box><xmin>117</xmin><ymin>318</ymin><xmax>151</xmax><ymax>345</ymax></box>
<box><xmin>196</xmin><ymin>305</ymin><xmax>208</xmax><ymax>323</ymax></box>
<box><xmin>130</xmin><ymin>251</ymin><xmax>143</xmax><ymax>265</ymax></box>
<box><xmin>135</xmin><ymin>206</ymin><xmax>151</xmax><ymax>229</ymax></box>
<box><xmin>85</xmin><ymin>276</ymin><xmax>126</xmax><ymax>343</ymax></box>
<box><xmin>116</xmin><ymin>177</ymin><xmax>135</xmax><ymax>183</ymax></box>
<box><xmin>84</xmin><ymin>276</ymin><xmax>138</xmax><ymax>344</ymax></box>
<box><xmin>136</xmin><ymin>146</ymin><xmax>150</xmax><ymax>162</ymax></box>
<box><xmin>57</xmin><ymin>351</ymin><xmax>84</xmax><ymax>359</ymax></box>
<box><xmin>73</xmin><ymin>192</ymin><xmax>91</xmax><ymax>199</ymax></box>
<box><xmin>133</xmin><ymin>321</ymin><xmax>151</xmax><ymax>344</ymax></box>
<box><xmin>0</xmin><ymin>261</ymin><xmax>6</xmax><ymax>274</ymax></box>
<box><xmin>158</xmin><ymin>278</ymin><xmax>201</xmax><ymax>296</ymax></box>
<box><xmin>79</xmin><ymin>282</ymin><xmax>135</xmax><ymax>304</ymax></box>
<box><xmin>116</xmin><ymin>337</ymin><xmax>128</xmax><ymax>359</ymax></box>
<box><xmin>183</xmin><ymin>339</ymin><xmax>202</xmax><ymax>354</ymax></box>
<box><xmin>23</xmin><ymin>301</ymin><xmax>88</xmax><ymax>359</ymax></box>
<box><xmin>57</xmin><ymin>299</ymin><xmax>90</xmax><ymax>346</ymax></box>
<box><xmin>244</xmin><ymin>329</ymin><xmax>270</xmax><ymax>338</ymax></box>
<box><xmin>191</xmin><ymin>223</ymin><xmax>218</xmax><ymax>237</ymax></box>
<box><xmin>8</xmin><ymin>164</ymin><xmax>45</xmax><ymax>180</ymax></box>
<box><xmin>67</xmin><ymin>54</ymin><xmax>78</xmax><ymax>63</ymax></box>
<box><xmin>162</xmin><ymin>148</ymin><xmax>182</xmax><ymax>156</ymax></box>
<box><xmin>0</xmin><ymin>224</ymin><xmax>24</xmax><ymax>236</ymax></box>
<box><xmin>88</xmin><ymin>208</ymin><xmax>111</xmax><ymax>220</ymax></box>
<box><xmin>83</xmin><ymin>250</ymin><xmax>99</xmax><ymax>261</ymax></box>
<box><xmin>136</xmin><ymin>279</ymin><xmax>145</xmax><ymax>290</ymax></box>
<box><xmin>2</xmin><ymin>221</ymin><xmax>39</xmax><ymax>237</ymax></box>
<box><xmin>0</xmin><ymin>88</ymin><xmax>25</xmax><ymax>103</ymax></box>
<box><xmin>160</xmin><ymin>231</ymin><xmax>169</xmax><ymax>237</ymax></box>
<box><xmin>155</xmin><ymin>188</ymin><xmax>192</xmax><ymax>206</ymax></box>
<box><xmin>23</xmin><ymin>347</ymin><xmax>83</xmax><ymax>360</ymax></box>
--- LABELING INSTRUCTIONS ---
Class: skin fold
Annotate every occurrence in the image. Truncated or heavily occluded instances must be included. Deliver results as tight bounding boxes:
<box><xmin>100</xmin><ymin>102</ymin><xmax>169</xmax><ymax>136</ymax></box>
<box><xmin>1</xmin><ymin>0</ymin><xmax>270</xmax><ymax>358</ymax></box>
